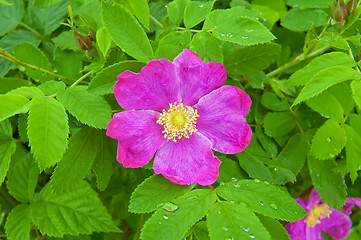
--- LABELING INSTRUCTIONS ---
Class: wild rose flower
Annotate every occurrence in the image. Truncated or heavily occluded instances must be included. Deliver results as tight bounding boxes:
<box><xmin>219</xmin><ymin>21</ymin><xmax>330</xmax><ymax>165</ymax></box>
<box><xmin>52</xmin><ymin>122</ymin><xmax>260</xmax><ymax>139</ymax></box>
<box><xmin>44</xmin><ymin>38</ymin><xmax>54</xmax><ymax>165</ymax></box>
<box><xmin>286</xmin><ymin>188</ymin><xmax>361</xmax><ymax>240</ymax></box>
<box><xmin>106</xmin><ymin>49</ymin><xmax>252</xmax><ymax>185</ymax></box>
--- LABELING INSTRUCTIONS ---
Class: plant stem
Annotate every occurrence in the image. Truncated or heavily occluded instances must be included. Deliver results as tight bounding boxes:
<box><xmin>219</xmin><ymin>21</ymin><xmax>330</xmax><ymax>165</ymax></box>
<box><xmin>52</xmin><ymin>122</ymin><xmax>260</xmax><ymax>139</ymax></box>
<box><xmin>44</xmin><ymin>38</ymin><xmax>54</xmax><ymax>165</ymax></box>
<box><xmin>150</xmin><ymin>14</ymin><xmax>164</xmax><ymax>29</ymax></box>
<box><xmin>70</xmin><ymin>70</ymin><xmax>94</xmax><ymax>87</ymax></box>
<box><xmin>177</xmin><ymin>27</ymin><xmax>203</xmax><ymax>33</ymax></box>
<box><xmin>132</xmin><ymin>214</ymin><xmax>144</xmax><ymax>240</ymax></box>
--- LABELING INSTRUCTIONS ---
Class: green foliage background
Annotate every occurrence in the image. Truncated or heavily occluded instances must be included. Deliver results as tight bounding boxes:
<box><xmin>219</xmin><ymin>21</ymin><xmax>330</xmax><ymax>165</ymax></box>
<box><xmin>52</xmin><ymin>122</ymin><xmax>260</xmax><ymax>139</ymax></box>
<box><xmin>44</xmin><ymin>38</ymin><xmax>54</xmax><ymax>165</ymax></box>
<box><xmin>1</xmin><ymin>0</ymin><xmax>361</xmax><ymax>239</ymax></box>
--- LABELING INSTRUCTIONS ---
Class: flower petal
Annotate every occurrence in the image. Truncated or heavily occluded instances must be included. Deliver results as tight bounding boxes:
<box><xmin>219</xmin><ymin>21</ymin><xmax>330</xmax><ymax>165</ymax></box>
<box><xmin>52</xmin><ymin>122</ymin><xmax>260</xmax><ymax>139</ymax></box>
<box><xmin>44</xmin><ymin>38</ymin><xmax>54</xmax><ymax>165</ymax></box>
<box><xmin>342</xmin><ymin>197</ymin><xmax>361</xmax><ymax>214</ymax></box>
<box><xmin>114</xmin><ymin>59</ymin><xmax>180</xmax><ymax>111</ymax></box>
<box><xmin>320</xmin><ymin>210</ymin><xmax>352</xmax><ymax>240</ymax></box>
<box><xmin>307</xmin><ymin>188</ymin><xmax>322</xmax><ymax>210</ymax></box>
<box><xmin>174</xmin><ymin>49</ymin><xmax>227</xmax><ymax>106</ymax></box>
<box><xmin>106</xmin><ymin>110</ymin><xmax>166</xmax><ymax>168</ymax></box>
<box><xmin>153</xmin><ymin>132</ymin><xmax>221</xmax><ymax>185</ymax></box>
<box><xmin>306</xmin><ymin>225</ymin><xmax>323</xmax><ymax>240</ymax></box>
<box><xmin>195</xmin><ymin>85</ymin><xmax>252</xmax><ymax>154</ymax></box>
<box><xmin>296</xmin><ymin>198</ymin><xmax>309</xmax><ymax>211</ymax></box>
<box><xmin>285</xmin><ymin>221</ymin><xmax>307</xmax><ymax>240</ymax></box>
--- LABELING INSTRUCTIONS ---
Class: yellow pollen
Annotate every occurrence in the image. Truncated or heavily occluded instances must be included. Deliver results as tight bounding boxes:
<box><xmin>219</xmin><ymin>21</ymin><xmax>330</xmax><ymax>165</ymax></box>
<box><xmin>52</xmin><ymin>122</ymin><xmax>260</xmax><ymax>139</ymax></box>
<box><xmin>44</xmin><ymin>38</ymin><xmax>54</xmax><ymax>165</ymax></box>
<box><xmin>157</xmin><ymin>102</ymin><xmax>199</xmax><ymax>142</ymax></box>
<box><xmin>305</xmin><ymin>203</ymin><xmax>332</xmax><ymax>227</ymax></box>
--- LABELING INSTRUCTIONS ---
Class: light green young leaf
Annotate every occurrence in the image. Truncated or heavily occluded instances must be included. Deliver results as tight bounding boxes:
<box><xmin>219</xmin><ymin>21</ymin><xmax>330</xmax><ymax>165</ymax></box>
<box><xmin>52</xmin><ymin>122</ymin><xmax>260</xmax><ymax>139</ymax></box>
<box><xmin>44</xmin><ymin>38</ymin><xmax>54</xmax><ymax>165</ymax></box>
<box><xmin>6</xmin><ymin>154</ymin><xmax>38</xmax><ymax>203</ymax></box>
<box><xmin>5</xmin><ymin>204</ymin><xmax>31</xmax><ymax>240</ymax></box>
<box><xmin>102</xmin><ymin>2</ymin><xmax>153</xmax><ymax>62</ymax></box>
<box><xmin>310</xmin><ymin>119</ymin><xmax>346</xmax><ymax>160</ymax></box>
<box><xmin>286</xmin><ymin>0</ymin><xmax>333</xmax><ymax>8</ymax></box>
<box><xmin>33</xmin><ymin>0</ymin><xmax>61</xmax><ymax>8</ymax></box>
<box><xmin>207</xmin><ymin>202</ymin><xmax>271</xmax><ymax>240</ymax></box>
<box><xmin>0</xmin><ymin>0</ymin><xmax>12</xmax><ymax>6</ymax></box>
<box><xmin>0</xmin><ymin>141</ymin><xmax>16</xmax><ymax>185</ymax></box>
<box><xmin>292</xmin><ymin>66</ymin><xmax>360</xmax><ymax>106</ymax></box>
<box><xmin>257</xmin><ymin>215</ymin><xmax>291</xmax><ymax>240</ymax></box>
<box><xmin>351</xmin><ymin>80</ymin><xmax>361</xmax><ymax>109</ymax></box>
<box><xmin>140</xmin><ymin>189</ymin><xmax>216</xmax><ymax>240</ymax></box>
<box><xmin>28</xmin><ymin>96</ymin><xmax>69</xmax><ymax>171</ymax></box>
<box><xmin>0</xmin><ymin>119</ymin><xmax>12</xmax><ymax>140</ymax></box>
<box><xmin>129</xmin><ymin>175</ymin><xmax>193</xmax><ymax>213</ymax></box>
<box><xmin>350</xmin><ymin>113</ymin><xmax>361</xmax><ymax>137</ymax></box>
<box><xmin>216</xmin><ymin>179</ymin><xmax>307</xmax><ymax>221</ymax></box>
<box><xmin>0</xmin><ymin>0</ymin><xmax>23</xmax><ymax>36</ymax></box>
<box><xmin>328</xmin><ymin>82</ymin><xmax>354</xmax><ymax>115</ymax></box>
<box><xmin>167</xmin><ymin>0</ymin><xmax>189</xmax><ymax>26</ymax></box>
<box><xmin>281</xmin><ymin>9</ymin><xmax>328</xmax><ymax>31</ymax></box>
<box><xmin>6</xmin><ymin>87</ymin><xmax>44</xmax><ymax>99</ymax></box>
<box><xmin>264</xmin><ymin>111</ymin><xmax>296</xmax><ymax>138</ymax></box>
<box><xmin>0</xmin><ymin>94</ymin><xmax>30</xmax><ymax>122</ymax></box>
<box><xmin>308</xmin><ymin>156</ymin><xmax>347</xmax><ymax>208</ymax></box>
<box><xmin>57</xmin><ymin>86</ymin><xmax>111</xmax><ymax>129</ymax></box>
<box><xmin>51</xmin><ymin>127</ymin><xmax>98</xmax><ymax>193</ymax></box>
<box><xmin>37</xmin><ymin>81</ymin><xmax>66</xmax><ymax>96</ymax></box>
<box><xmin>190</xmin><ymin>31</ymin><xmax>223</xmax><ymax>63</ymax></box>
<box><xmin>96</xmin><ymin>27</ymin><xmax>112</xmax><ymax>57</ymax></box>
<box><xmin>117</xmin><ymin>0</ymin><xmax>150</xmax><ymax>29</ymax></box>
<box><xmin>344</xmin><ymin>124</ymin><xmax>361</xmax><ymax>183</ymax></box>
<box><xmin>184</xmin><ymin>0</ymin><xmax>214</xmax><ymax>28</ymax></box>
<box><xmin>155</xmin><ymin>31</ymin><xmax>191</xmax><ymax>60</ymax></box>
<box><xmin>32</xmin><ymin>181</ymin><xmax>119</xmax><ymax>237</ymax></box>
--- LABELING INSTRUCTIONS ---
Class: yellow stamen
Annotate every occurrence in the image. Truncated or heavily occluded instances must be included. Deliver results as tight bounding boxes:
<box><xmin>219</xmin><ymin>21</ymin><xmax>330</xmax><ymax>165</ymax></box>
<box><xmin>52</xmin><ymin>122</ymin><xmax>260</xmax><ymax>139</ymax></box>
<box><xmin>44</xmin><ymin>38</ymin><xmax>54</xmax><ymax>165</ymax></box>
<box><xmin>305</xmin><ymin>203</ymin><xmax>332</xmax><ymax>227</ymax></box>
<box><xmin>157</xmin><ymin>102</ymin><xmax>199</xmax><ymax>142</ymax></box>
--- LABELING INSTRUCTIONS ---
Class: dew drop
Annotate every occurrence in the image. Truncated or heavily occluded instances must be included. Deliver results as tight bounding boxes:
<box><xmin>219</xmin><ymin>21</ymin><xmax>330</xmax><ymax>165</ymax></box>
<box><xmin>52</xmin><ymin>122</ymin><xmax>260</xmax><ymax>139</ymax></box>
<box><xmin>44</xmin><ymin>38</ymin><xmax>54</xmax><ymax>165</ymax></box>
<box><xmin>231</xmin><ymin>177</ymin><xmax>238</xmax><ymax>181</ymax></box>
<box><xmin>256</xmin><ymin>17</ymin><xmax>260</xmax><ymax>20</ymax></box>
<box><xmin>187</xmin><ymin>196</ymin><xmax>198</xmax><ymax>200</ymax></box>
<box><xmin>221</xmin><ymin>33</ymin><xmax>226</xmax><ymax>37</ymax></box>
<box><xmin>240</xmin><ymin>202</ymin><xmax>248</xmax><ymax>207</ymax></box>
<box><xmin>227</xmin><ymin>238</ymin><xmax>234</xmax><ymax>240</ymax></box>
<box><xmin>220</xmin><ymin>181</ymin><xmax>225</xmax><ymax>185</ymax></box>
<box><xmin>156</xmin><ymin>203</ymin><xmax>164</xmax><ymax>208</ymax></box>
<box><xmin>264</xmin><ymin>181</ymin><xmax>270</xmax><ymax>185</ymax></box>
<box><xmin>199</xmin><ymin>4</ymin><xmax>204</xmax><ymax>7</ymax></box>
<box><xmin>162</xmin><ymin>202</ymin><xmax>178</xmax><ymax>212</ymax></box>
<box><xmin>274</xmin><ymin>167</ymin><xmax>278</xmax><ymax>171</ymax></box>
<box><xmin>327</xmin><ymin>137</ymin><xmax>332</xmax><ymax>142</ymax></box>
<box><xmin>218</xmin><ymin>210</ymin><xmax>222</xmax><ymax>214</ymax></box>
<box><xmin>235</xmin><ymin>184</ymin><xmax>241</xmax><ymax>188</ymax></box>
<box><xmin>254</xmin><ymin>179</ymin><xmax>261</xmax><ymax>183</ymax></box>
<box><xmin>262</xmin><ymin>18</ymin><xmax>267</xmax><ymax>22</ymax></box>
<box><xmin>19</xmin><ymin>66</ymin><xmax>26</xmax><ymax>71</ymax></box>
<box><xmin>250</xmin><ymin>235</ymin><xmax>255</xmax><ymax>239</ymax></box>
<box><xmin>223</xmin><ymin>227</ymin><xmax>228</xmax><ymax>232</ymax></box>
<box><xmin>269</xmin><ymin>203</ymin><xmax>278</xmax><ymax>210</ymax></box>
<box><xmin>259</xmin><ymin>201</ymin><xmax>265</xmax><ymax>206</ymax></box>
<box><xmin>53</xmin><ymin>69</ymin><xmax>58</xmax><ymax>73</ymax></box>
<box><xmin>329</xmin><ymin>153</ymin><xmax>335</xmax><ymax>158</ymax></box>
<box><xmin>243</xmin><ymin>226</ymin><xmax>250</xmax><ymax>232</ymax></box>
<box><xmin>226</xmin><ymin>33</ymin><xmax>233</xmax><ymax>38</ymax></box>
<box><xmin>158</xmin><ymin>221</ymin><xmax>162</xmax><ymax>224</ymax></box>
<box><xmin>165</xmin><ymin>4</ymin><xmax>168</xmax><ymax>8</ymax></box>
<box><xmin>242</xmin><ymin>35</ymin><xmax>249</xmax><ymax>39</ymax></box>
<box><xmin>316</xmin><ymin>173</ymin><xmax>320</xmax><ymax>177</ymax></box>
<box><xmin>163</xmin><ymin>215</ymin><xmax>169</xmax><ymax>220</ymax></box>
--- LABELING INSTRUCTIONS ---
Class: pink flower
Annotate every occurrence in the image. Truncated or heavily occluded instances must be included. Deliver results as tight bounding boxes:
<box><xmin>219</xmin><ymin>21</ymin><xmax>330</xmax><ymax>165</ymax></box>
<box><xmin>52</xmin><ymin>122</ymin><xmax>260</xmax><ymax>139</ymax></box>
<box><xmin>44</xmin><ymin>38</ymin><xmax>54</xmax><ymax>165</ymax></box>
<box><xmin>286</xmin><ymin>188</ymin><xmax>361</xmax><ymax>240</ymax></box>
<box><xmin>106</xmin><ymin>49</ymin><xmax>252</xmax><ymax>185</ymax></box>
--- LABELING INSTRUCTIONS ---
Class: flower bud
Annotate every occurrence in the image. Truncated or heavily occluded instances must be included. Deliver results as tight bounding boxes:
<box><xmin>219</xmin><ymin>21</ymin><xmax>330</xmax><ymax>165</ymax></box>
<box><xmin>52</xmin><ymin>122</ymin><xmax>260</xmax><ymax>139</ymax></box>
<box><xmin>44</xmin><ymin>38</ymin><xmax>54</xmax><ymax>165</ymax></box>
<box><xmin>73</xmin><ymin>31</ymin><xmax>92</xmax><ymax>50</ymax></box>
<box><xmin>347</xmin><ymin>0</ymin><xmax>357</xmax><ymax>13</ymax></box>
<box><xmin>330</xmin><ymin>0</ymin><xmax>348</xmax><ymax>26</ymax></box>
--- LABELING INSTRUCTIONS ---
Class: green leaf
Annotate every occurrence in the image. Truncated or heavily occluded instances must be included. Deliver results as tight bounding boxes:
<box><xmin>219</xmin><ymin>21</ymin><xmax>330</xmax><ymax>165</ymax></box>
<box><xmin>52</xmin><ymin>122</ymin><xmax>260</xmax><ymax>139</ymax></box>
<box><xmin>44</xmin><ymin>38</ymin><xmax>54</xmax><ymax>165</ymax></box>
<box><xmin>117</xmin><ymin>0</ymin><xmax>150</xmax><ymax>29</ymax></box>
<box><xmin>88</xmin><ymin>61</ymin><xmax>145</xmax><ymax>95</ymax></box>
<box><xmin>140</xmin><ymin>189</ymin><xmax>216</xmax><ymax>240</ymax></box>
<box><xmin>57</xmin><ymin>86</ymin><xmax>112</xmax><ymax>129</ymax></box>
<box><xmin>0</xmin><ymin>141</ymin><xmax>16</xmax><ymax>185</ymax></box>
<box><xmin>51</xmin><ymin>127</ymin><xmax>98</xmax><ymax>193</ymax></box>
<box><xmin>255</xmin><ymin>126</ymin><xmax>278</xmax><ymax>159</ymax></box>
<box><xmin>0</xmin><ymin>0</ymin><xmax>23</xmax><ymax>36</ymax></box>
<box><xmin>292</xmin><ymin>66</ymin><xmax>360</xmax><ymax>106</ymax></box>
<box><xmin>328</xmin><ymin>82</ymin><xmax>354</xmax><ymax>115</ymax></box>
<box><xmin>264</xmin><ymin>111</ymin><xmax>296</xmax><ymax>138</ymax></box>
<box><xmin>257</xmin><ymin>215</ymin><xmax>291</xmax><ymax>240</ymax></box>
<box><xmin>129</xmin><ymin>175</ymin><xmax>193</xmax><ymax>213</ymax></box>
<box><xmin>184</xmin><ymin>0</ymin><xmax>214</xmax><ymax>28</ymax></box>
<box><xmin>288</xmin><ymin>52</ymin><xmax>355</xmax><ymax>86</ymax></box>
<box><xmin>0</xmin><ymin>94</ymin><xmax>30</xmax><ymax>122</ymax></box>
<box><xmin>5</xmin><ymin>204</ymin><xmax>31</xmax><ymax>240</ymax></box>
<box><xmin>33</xmin><ymin>0</ymin><xmax>61</xmax><ymax>8</ymax></box>
<box><xmin>27</xmin><ymin>96</ymin><xmax>69</xmax><ymax>171</ymax></box>
<box><xmin>190</xmin><ymin>31</ymin><xmax>223</xmax><ymax>63</ymax></box>
<box><xmin>0</xmin><ymin>0</ymin><xmax>12</xmax><ymax>6</ymax></box>
<box><xmin>204</xmin><ymin>7</ymin><xmax>258</xmax><ymax>29</ymax></box>
<box><xmin>216</xmin><ymin>179</ymin><xmax>307</xmax><ymax>221</ymax></box>
<box><xmin>344</xmin><ymin>124</ymin><xmax>361</xmax><ymax>182</ymax></box>
<box><xmin>0</xmin><ymin>77</ymin><xmax>32</xmax><ymax>94</ymax></box>
<box><xmin>351</xmin><ymin>80</ymin><xmax>361</xmax><ymax>109</ymax></box>
<box><xmin>37</xmin><ymin>80</ymin><xmax>66</xmax><ymax>96</ymax></box>
<box><xmin>192</xmin><ymin>221</ymin><xmax>209</xmax><ymax>240</ymax></box>
<box><xmin>18</xmin><ymin>114</ymin><xmax>28</xmax><ymax>142</ymax></box>
<box><xmin>155</xmin><ymin>31</ymin><xmax>191</xmax><ymax>60</ymax></box>
<box><xmin>32</xmin><ymin>181</ymin><xmax>119</xmax><ymax>237</ymax></box>
<box><xmin>306</xmin><ymin>90</ymin><xmax>344</xmax><ymax>123</ymax></box>
<box><xmin>308</xmin><ymin>156</ymin><xmax>347</xmax><ymax>208</ymax></box>
<box><xmin>102</xmin><ymin>2</ymin><xmax>153</xmax><ymax>62</ymax></box>
<box><xmin>350</xmin><ymin>113</ymin><xmax>361</xmax><ymax>137</ymax></box>
<box><xmin>51</xmin><ymin>31</ymin><xmax>78</xmax><ymax>51</ymax></box>
<box><xmin>6</xmin><ymin>86</ymin><xmax>44</xmax><ymax>99</ymax></box>
<box><xmin>167</xmin><ymin>0</ymin><xmax>189</xmax><ymax>26</ymax></box>
<box><xmin>53</xmin><ymin>49</ymin><xmax>82</xmax><ymax>79</ymax></box>
<box><xmin>261</xmin><ymin>92</ymin><xmax>289</xmax><ymax>111</ymax></box>
<box><xmin>286</xmin><ymin>0</ymin><xmax>333</xmax><ymax>8</ymax></box>
<box><xmin>96</xmin><ymin>27</ymin><xmax>112</xmax><ymax>57</ymax></box>
<box><xmin>224</xmin><ymin>43</ymin><xmax>281</xmax><ymax>76</ymax></box>
<box><xmin>310</xmin><ymin>119</ymin><xmax>346</xmax><ymax>160</ymax></box>
<box><xmin>12</xmin><ymin>42</ymin><xmax>53</xmax><ymax>82</ymax></box>
<box><xmin>207</xmin><ymin>202</ymin><xmax>271</xmax><ymax>240</ymax></box>
<box><xmin>0</xmin><ymin>119</ymin><xmax>12</xmax><ymax>140</ymax></box>
<box><xmin>281</xmin><ymin>9</ymin><xmax>328</xmax><ymax>31</ymax></box>
<box><xmin>217</xmin><ymin>157</ymin><xmax>247</xmax><ymax>184</ymax></box>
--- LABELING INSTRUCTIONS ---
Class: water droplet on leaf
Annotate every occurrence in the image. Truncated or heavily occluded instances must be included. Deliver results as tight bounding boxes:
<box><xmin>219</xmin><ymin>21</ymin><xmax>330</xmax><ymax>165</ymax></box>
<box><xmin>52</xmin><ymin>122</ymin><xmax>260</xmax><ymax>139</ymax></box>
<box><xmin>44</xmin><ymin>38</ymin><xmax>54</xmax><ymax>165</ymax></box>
<box><xmin>269</xmin><ymin>203</ymin><xmax>278</xmax><ymax>210</ymax></box>
<box><xmin>235</xmin><ymin>184</ymin><xmax>241</xmax><ymax>188</ymax></box>
<box><xmin>163</xmin><ymin>215</ymin><xmax>169</xmax><ymax>220</ymax></box>
<box><xmin>250</xmin><ymin>235</ymin><xmax>255</xmax><ymax>239</ymax></box>
<box><xmin>223</xmin><ymin>227</ymin><xmax>228</xmax><ymax>232</ymax></box>
<box><xmin>327</xmin><ymin>137</ymin><xmax>332</xmax><ymax>142</ymax></box>
<box><xmin>231</xmin><ymin>177</ymin><xmax>238</xmax><ymax>181</ymax></box>
<box><xmin>162</xmin><ymin>202</ymin><xmax>178</xmax><ymax>212</ymax></box>
<box><xmin>259</xmin><ymin>201</ymin><xmax>264</xmax><ymax>206</ymax></box>
<box><xmin>199</xmin><ymin>4</ymin><xmax>204</xmax><ymax>7</ymax></box>
<box><xmin>243</xmin><ymin>226</ymin><xmax>250</xmax><ymax>232</ymax></box>
<box><xmin>254</xmin><ymin>179</ymin><xmax>261</xmax><ymax>183</ymax></box>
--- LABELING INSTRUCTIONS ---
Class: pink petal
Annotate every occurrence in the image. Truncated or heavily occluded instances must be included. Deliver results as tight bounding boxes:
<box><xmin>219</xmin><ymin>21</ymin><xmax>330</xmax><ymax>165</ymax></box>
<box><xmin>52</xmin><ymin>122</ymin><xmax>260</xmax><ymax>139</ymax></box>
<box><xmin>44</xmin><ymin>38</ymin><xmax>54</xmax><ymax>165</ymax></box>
<box><xmin>296</xmin><ymin>198</ymin><xmax>309</xmax><ymax>211</ymax></box>
<box><xmin>285</xmin><ymin>220</ymin><xmax>307</xmax><ymax>240</ymax></box>
<box><xmin>114</xmin><ymin>59</ymin><xmax>180</xmax><ymax>112</ymax></box>
<box><xmin>194</xmin><ymin>85</ymin><xmax>252</xmax><ymax>154</ymax></box>
<box><xmin>305</xmin><ymin>225</ymin><xmax>323</xmax><ymax>240</ymax></box>
<box><xmin>153</xmin><ymin>132</ymin><xmax>221</xmax><ymax>185</ymax></box>
<box><xmin>307</xmin><ymin>188</ymin><xmax>322</xmax><ymax>210</ymax></box>
<box><xmin>106</xmin><ymin>110</ymin><xmax>166</xmax><ymax>168</ymax></box>
<box><xmin>174</xmin><ymin>49</ymin><xmax>227</xmax><ymax>106</ymax></box>
<box><xmin>342</xmin><ymin>197</ymin><xmax>361</xmax><ymax>214</ymax></box>
<box><xmin>320</xmin><ymin>210</ymin><xmax>352</xmax><ymax>240</ymax></box>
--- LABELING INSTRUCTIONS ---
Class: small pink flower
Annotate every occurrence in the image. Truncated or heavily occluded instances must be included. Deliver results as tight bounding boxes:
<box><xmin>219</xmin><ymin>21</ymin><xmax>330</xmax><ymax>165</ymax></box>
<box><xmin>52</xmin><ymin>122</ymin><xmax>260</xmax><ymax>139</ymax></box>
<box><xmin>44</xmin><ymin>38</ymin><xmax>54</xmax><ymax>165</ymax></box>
<box><xmin>106</xmin><ymin>49</ymin><xmax>252</xmax><ymax>185</ymax></box>
<box><xmin>286</xmin><ymin>188</ymin><xmax>361</xmax><ymax>240</ymax></box>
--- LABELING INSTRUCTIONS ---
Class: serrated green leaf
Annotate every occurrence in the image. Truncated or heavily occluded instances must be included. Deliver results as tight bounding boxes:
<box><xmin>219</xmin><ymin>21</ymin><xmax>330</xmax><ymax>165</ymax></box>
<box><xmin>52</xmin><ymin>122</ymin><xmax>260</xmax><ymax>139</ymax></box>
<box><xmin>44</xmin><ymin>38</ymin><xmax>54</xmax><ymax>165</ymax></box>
<box><xmin>257</xmin><ymin>215</ymin><xmax>291</xmax><ymax>240</ymax></box>
<box><xmin>306</xmin><ymin>90</ymin><xmax>344</xmax><ymax>123</ymax></box>
<box><xmin>6</xmin><ymin>86</ymin><xmax>44</xmax><ymax>99</ymax></box>
<box><xmin>140</xmin><ymin>189</ymin><xmax>216</xmax><ymax>240</ymax></box>
<box><xmin>286</xmin><ymin>0</ymin><xmax>333</xmax><ymax>8</ymax></box>
<box><xmin>344</xmin><ymin>124</ymin><xmax>361</xmax><ymax>182</ymax></box>
<box><xmin>184</xmin><ymin>0</ymin><xmax>214</xmax><ymax>28</ymax></box>
<box><xmin>255</xmin><ymin>126</ymin><xmax>278</xmax><ymax>159</ymax></box>
<box><xmin>28</xmin><ymin>96</ymin><xmax>69</xmax><ymax>171</ymax></box>
<box><xmin>264</xmin><ymin>111</ymin><xmax>296</xmax><ymax>138</ymax></box>
<box><xmin>261</xmin><ymin>92</ymin><xmax>289</xmax><ymax>111</ymax></box>
<box><xmin>38</xmin><ymin>80</ymin><xmax>66</xmax><ymax>96</ymax></box>
<box><xmin>155</xmin><ymin>31</ymin><xmax>191</xmax><ymax>60</ymax></box>
<box><xmin>129</xmin><ymin>174</ymin><xmax>193</xmax><ymax>213</ymax></box>
<box><xmin>328</xmin><ymin>82</ymin><xmax>354</xmax><ymax>115</ymax></box>
<box><xmin>351</xmin><ymin>80</ymin><xmax>361</xmax><ymax>109</ymax></box>
<box><xmin>293</xmin><ymin>66</ymin><xmax>360</xmax><ymax>106</ymax></box>
<box><xmin>51</xmin><ymin>31</ymin><xmax>78</xmax><ymax>51</ymax></box>
<box><xmin>117</xmin><ymin>0</ymin><xmax>150</xmax><ymax>29</ymax></box>
<box><xmin>281</xmin><ymin>9</ymin><xmax>328</xmax><ymax>31</ymax></box>
<box><xmin>6</xmin><ymin>154</ymin><xmax>38</xmax><ymax>203</ymax></box>
<box><xmin>102</xmin><ymin>2</ymin><xmax>153</xmax><ymax>62</ymax></box>
<box><xmin>216</xmin><ymin>180</ymin><xmax>307</xmax><ymax>221</ymax></box>
<box><xmin>96</xmin><ymin>27</ymin><xmax>112</xmax><ymax>57</ymax></box>
<box><xmin>57</xmin><ymin>86</ymin><xmax>111</xmax><ymax>129</ymax></box>
<box><xmin>32</xmin><ymin>181</ymin><xmax>119</xmax><ymax>237</ymax></box>
<box><xmin>308</xmin><ymin>156</ymin><xmax>347</xmax><ymax>208</ymax></box>
<box><xmin>0</xmin><ymin>119</ymin><xmax>12</xmax><ymax>140</ymax></box>
<box><xmin>0</xmin><ymin>141</ymin><xmax>16</xmax><ymax>185</ymax></box>
<box><xmin>192</xmin><ymin>221</ymin><xmax>209</xmax><ymax>240</ymax></box>
<box><xmin>0</xmin><ymin>94</ymin><xmax>30</xmax><ymax>122</ymax></box>
<box><xmin>51</xmin><ymin>127</ymin><xmax>98</xmax><ymax>193</ymax></box>
<box><xmin>0</xmin><ymin>0</ymin><xmax>23</xmax><ymax>36</ymax></box>
<box><xmin>5</xmin><ymin>204</ymin><xmax>31</xmax><ymax>240</ymax></box>
<box><xmin>207</xmin><ymin>201</ymin><xmax>270</xmax><ymax>240</ymax></box>
<box><xmin>310</xmin><ymin>119</ymin><xmax>346</xmax><ymax>160</ymax></box>
<box><xmin>88</xmin><ymin>61</ymin><xmax>145</xmax><ymax>95</ymax></box>
<box><xmin>167</xmin><ymin>0</ymin><xmax>189</xmax><ymax>26</ymax></box>
<box><xmin>287</xmin><ymin>52</ymin><xmax>355</xmax><ymax>86</ymax></box>
<box><xmin>190</xmin><ymin>31</ymin><xmax>223</xmax><ymax>63</ymax></box>
<box><xmin>53</xmin><ymin>49</ymin><xmax>82</xmax><ymax>79</ymax></box>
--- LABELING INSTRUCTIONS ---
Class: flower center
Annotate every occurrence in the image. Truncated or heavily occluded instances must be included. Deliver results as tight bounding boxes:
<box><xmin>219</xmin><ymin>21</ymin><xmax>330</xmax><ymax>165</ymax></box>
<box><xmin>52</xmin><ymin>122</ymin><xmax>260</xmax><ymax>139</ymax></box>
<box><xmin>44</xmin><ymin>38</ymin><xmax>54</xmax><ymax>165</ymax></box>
<box><xmin>157</xmin><ymin>102</ymin><xmax>199</xmax><ymax>142</ymax></box>
<box><xmin>305</xmin><ymin>203</ymin><xmax>332</xmax><ymax>227</ymax></box>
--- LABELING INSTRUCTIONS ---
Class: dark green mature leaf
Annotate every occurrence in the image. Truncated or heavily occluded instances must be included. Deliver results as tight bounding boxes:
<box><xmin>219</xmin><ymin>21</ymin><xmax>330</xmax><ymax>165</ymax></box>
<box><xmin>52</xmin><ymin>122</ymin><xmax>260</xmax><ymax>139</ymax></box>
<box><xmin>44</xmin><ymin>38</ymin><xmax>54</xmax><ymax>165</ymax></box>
<box><xmin>53</xmin><ymin>49</ymin><xmax>82</xmax><ymax>79</ymax></box>
<box><xmin>0</xmin><ymin>141</ymin><xmax>16</xmax><ymax>185</ymax></box>
<box><xmin>281</xmin><ymin>9</ymin><xmax>328</xmax><ymax>31</ymax></box>
<box><xmin>184</xmin><ymin>0</ymin><xmax>214</xmax><ymax>28</ymax></box>
<box><xmin>6</xmin><ymin>154</ymin><xmax>38</xmax><ymax>203</ymax></box>
<box><xmin>102</xmin><ymin>2</ymin><xmax>153</xmax><ymax>62</ymax></box>
<box><xmin>117</xmin><ymin>0</ymin><xmax>150</xmax><ymax>29</ymax></box>
<box><xmin>207</xmin><ymin>202</ymin><xmax>271</xmax><ymax>240</ymax></box>
<box><xmin>261</xmin><ymin>92</ymin><xmax>289</xmax><ymax>111</ymax></box>
<box><xmin>217</xmin><ymin>157</ymin><xmax>247</xmax><ymax>184</ymax></box>
<box><xmin>167</xmin><ymin>0</ymin><xmax>189</xmax><ymax>26</ymax></box>
<box><xmin>0</xmin><ymin>0</ymin><xmax>23</xmax><ymax>36</ymax></box>
<box><xmin>344</xmin><ymin>124</ymin><xmax>361</xmax><ymax>182</ymax></box>
<box><xmin>88</xmin><ymin>61</ymin><xmax>145</xmax><ymax>95</ymax></box>
<box><xmin>216</xmin><ymin>180</ymin><xmax>306</xmax><ymax>221</ymax></box>
<box><xmin>351</xmin><ymin>80</ymin><xmax>361</xmax><ymax>109</ymax></box>
<box><xmin>155</xmin><ymin>31</ymin><xmax>191</xmax><ymax>60</ymax></box>
<box><xmin>0</xmin><ymin>77</ymin><xmax>32</xmax><ymax>94</ymax></box>
<box><xmin>51</xmin><ymin>31</ymin><xmax>78</xmax><ymax>51</ymax></box>
<box><xmin>57</xmin><ymin>86</ymin><xmax>111</xmax><ymax>129</ymax></box>
<box><xmin>310</xmin><ymin>119</ymin><xmax>346</xmax><ymax>160</ymax></box>
<box><xmin>33</xmin><ymin>0</ymin><xmax>61</xmax><ymax>8</ymax></box>
<box><xmin>32</xmin><ymin>181</ymin><xmax>119</xmax><ymax>237</ymax></box>
<box><xmin>255</xmin><ymin>126</ymin><xmax>278</xmax><ymax>159</ymax></box>
<box><xmin>51</xmin><ymin>127</ymin><xmax>98</xmax><ymax>193</ymax></box>
<box><xmin>5</xmin><ymin>204</ymin><xmax>31</xmax><ymax>240</ymax></box>
<box><xmin>286</xmin><ymin>0</ymin><xmax>333</xmax><ymax>8</ymax></box>
<box><xmin>190</xmin><ymin>31</ymin><xmax>223</xmax><ymax>63</ymax></box>
<box><xmin>257</xmin><ymin>215</ymin><xmax>291</xmax><ymax>240</ymax></box>
<box><xmin>28</xmin><ymin>96</ymin><xmax>68</xmax><ymax>171</ymax></box>
<box><xmin>129</xmin><ymin>175</ymin><xmax>193</xmax><ymax>213</ymax></box>
<box><xmin>140</xmin><ymin>189</ymin><xmax>216</xmax><ymax>240</ymax></box>
<box><xmin>308</xmin><ymin>156</ymin><xmax>347</xmax><ymax>208</ymax></box>
<box><xmin>0</xmin><ymin>94</ymin><xmax>29</xmax><ymax>122</ymax></box>
<box><xmin>264</xmin><ymin>111</ymin><xmax>296</xmax><ymax>138</ymax></box>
